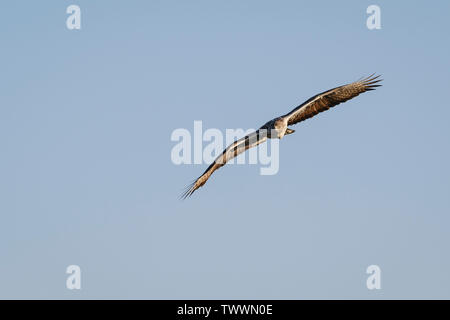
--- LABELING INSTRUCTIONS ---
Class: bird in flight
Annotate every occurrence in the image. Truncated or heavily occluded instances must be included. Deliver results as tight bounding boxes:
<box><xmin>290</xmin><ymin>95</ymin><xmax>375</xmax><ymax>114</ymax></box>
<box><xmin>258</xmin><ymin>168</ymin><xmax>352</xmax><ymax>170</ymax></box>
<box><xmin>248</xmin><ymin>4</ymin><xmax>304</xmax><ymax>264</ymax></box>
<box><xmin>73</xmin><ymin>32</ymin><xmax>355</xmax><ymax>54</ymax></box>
<box><xmin>181</xmin><ymin>74</ymin><xmax>382</xmax><ymax>199</ymax></box>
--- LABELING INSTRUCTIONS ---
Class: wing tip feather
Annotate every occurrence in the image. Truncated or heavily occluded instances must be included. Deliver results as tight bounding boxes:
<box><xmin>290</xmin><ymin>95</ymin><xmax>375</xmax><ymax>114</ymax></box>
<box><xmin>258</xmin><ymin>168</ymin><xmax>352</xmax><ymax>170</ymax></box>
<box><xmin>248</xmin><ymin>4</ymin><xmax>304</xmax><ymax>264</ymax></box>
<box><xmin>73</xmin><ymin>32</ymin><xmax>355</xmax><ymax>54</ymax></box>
<box><xmin>179</xmin><ymin>181</ymin><xmax>197</xmax><ymax>200</ymax></box>
<box><xmin>360</xmin><ymin>73</ymin><xmax>383</xmax><ymax>90</ymax></box>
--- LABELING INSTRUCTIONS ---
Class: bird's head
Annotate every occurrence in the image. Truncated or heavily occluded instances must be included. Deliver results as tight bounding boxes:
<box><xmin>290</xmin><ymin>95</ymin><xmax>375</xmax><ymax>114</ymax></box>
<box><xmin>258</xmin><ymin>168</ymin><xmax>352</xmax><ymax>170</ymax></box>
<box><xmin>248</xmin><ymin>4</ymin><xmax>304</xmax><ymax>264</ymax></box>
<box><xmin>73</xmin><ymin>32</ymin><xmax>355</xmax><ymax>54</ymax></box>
<box><xmin>274</xmin><ymin>118</ymin><xmax>288</xmax><ymax>139</ymax></box>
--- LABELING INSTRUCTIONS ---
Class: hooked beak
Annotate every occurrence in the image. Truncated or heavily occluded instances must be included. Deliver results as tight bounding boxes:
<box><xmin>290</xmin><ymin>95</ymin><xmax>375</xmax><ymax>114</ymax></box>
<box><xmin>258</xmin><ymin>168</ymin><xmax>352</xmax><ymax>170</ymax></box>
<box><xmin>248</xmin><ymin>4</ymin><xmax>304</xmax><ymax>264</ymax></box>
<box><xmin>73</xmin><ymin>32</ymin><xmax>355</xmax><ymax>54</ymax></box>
<box><xmin>285</xmin><ymin>128</ymin><xmax>295</xmax><ymax>135</ymax></box>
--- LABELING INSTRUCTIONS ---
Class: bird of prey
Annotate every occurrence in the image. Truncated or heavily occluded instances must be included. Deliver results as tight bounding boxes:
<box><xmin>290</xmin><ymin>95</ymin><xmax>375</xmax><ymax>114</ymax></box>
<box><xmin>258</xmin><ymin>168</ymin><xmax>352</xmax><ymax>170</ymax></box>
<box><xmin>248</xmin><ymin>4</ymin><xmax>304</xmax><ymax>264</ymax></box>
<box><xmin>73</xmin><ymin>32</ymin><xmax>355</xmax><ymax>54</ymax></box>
<box><xmin>181</xmin><ymin>74</ymin><xmax>382</xmax><ymax>199</ymax></box>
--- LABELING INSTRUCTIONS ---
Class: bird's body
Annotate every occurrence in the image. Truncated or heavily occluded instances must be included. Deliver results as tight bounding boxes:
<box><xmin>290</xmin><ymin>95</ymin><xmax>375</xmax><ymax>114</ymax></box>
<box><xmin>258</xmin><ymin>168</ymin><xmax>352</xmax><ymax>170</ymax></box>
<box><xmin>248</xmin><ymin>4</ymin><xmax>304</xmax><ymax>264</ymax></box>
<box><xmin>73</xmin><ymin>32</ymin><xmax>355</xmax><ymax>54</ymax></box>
<box><xmin>181</xmin><ymin>74</ymin><xmax>382</xmax><ymax>199</ymax></box>
<box><xmin>260</xmin><ymin>117</ymin><xmax>290</xmax><ymax>139</ymax></box>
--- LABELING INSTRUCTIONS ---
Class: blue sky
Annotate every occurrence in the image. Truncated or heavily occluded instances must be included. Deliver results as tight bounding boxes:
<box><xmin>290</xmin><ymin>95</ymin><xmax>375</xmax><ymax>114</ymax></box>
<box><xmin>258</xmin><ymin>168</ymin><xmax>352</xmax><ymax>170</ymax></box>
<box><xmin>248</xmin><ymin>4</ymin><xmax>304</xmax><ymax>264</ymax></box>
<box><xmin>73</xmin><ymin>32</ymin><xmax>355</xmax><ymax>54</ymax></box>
<box><xmin>1</xmin><ymin>1</ymin><xmax>449</xmax><ymax>299</ymax></box>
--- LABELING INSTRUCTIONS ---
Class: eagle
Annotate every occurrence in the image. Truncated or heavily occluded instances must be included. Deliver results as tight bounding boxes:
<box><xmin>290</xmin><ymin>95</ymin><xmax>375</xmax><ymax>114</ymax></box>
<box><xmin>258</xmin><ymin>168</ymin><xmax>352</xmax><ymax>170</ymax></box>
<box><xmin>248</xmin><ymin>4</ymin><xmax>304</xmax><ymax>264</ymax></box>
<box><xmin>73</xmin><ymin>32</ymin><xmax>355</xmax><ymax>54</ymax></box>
<box><xmin>181</xmin><ymin>74</ymin><xmax>382</xmax><ymax>199</ymax></box>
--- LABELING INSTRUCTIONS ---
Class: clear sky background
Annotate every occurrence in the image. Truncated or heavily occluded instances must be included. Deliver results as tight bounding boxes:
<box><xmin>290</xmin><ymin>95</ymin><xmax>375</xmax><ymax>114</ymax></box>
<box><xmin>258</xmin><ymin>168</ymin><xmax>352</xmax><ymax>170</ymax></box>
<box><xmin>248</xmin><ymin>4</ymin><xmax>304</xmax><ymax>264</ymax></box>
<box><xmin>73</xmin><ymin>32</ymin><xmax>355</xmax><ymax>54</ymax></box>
<box><xmin>1</xmin><ymin>1</ymin><xmax>449</xmax><ymax>299</ymax></box>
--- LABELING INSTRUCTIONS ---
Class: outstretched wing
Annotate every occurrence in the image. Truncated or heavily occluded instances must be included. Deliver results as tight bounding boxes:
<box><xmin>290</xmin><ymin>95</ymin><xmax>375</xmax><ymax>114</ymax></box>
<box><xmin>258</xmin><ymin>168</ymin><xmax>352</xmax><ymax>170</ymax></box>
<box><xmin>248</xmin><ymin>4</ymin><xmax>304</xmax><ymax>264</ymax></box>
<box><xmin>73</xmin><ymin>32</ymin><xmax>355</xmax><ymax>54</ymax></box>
<box><xmin>181</xmin><ymin>130</ymin><xmax>268</xmax><ymax>199</ymax></box>
<box><xmin>283</xmin><ymin>74</ymin><xmax>382</xmax><ymax>125</ymax></box>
